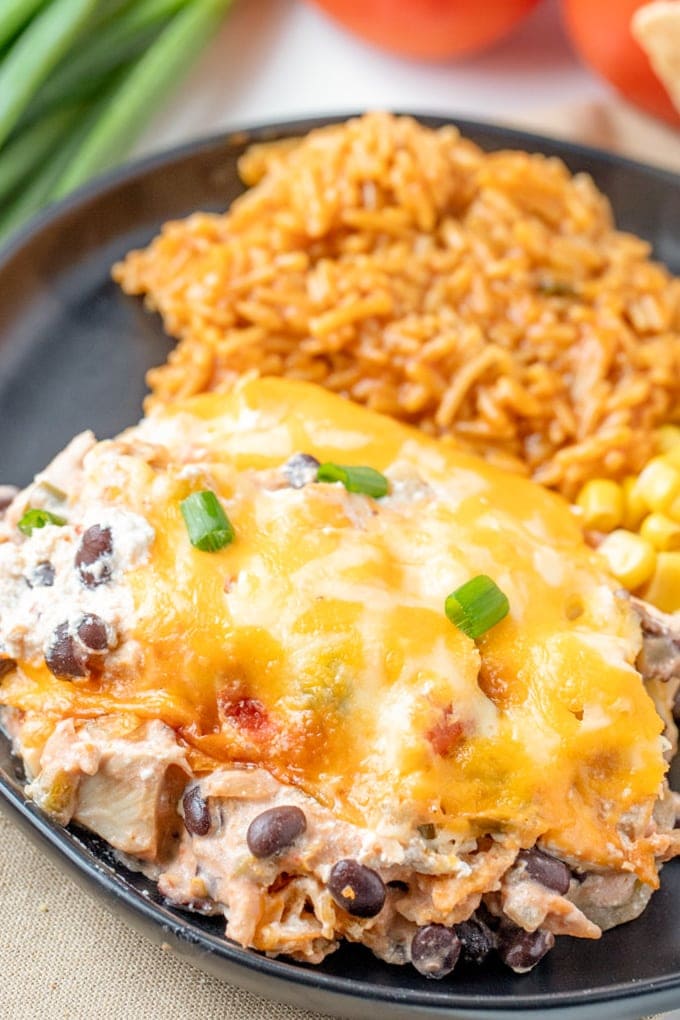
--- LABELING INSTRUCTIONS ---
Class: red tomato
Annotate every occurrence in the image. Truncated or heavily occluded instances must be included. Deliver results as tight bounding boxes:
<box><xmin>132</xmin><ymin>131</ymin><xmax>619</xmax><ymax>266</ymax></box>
<box><xmin>306</xmin><ymin>0</ymin><xmax>544</xmax><ymax>61</ymax></box>
<box><xmin>562</xmin><ymin>0</ymin><xmax>680</xmax><ymax>126</ymax></box>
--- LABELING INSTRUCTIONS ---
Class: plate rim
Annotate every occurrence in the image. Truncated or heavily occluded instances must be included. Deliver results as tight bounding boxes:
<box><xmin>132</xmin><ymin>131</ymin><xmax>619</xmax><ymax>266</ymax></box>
<box><xmin>1</xmin><ymin>110</ymin><xmax>680</xmax><ymax>1015</ymax></box>
<box><xmin>0</xmin><ymin>108</ymin><xmax>678</xmax><ymax>271</ymax></box>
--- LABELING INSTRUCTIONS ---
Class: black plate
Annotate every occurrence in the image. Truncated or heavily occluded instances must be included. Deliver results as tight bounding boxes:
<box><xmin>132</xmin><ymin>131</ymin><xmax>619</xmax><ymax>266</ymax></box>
<box><xmin>1</xmin><ymin>115</ymin><xmax>680</xmax><ymax>1019</ymax></box>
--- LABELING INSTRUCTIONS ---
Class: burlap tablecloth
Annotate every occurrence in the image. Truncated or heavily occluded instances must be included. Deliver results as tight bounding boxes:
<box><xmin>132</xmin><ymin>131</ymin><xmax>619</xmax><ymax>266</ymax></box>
<box><xmin>2</xmin><ymin>101</ymin><xmax>680</xmax><ymax>1020</ymax></box>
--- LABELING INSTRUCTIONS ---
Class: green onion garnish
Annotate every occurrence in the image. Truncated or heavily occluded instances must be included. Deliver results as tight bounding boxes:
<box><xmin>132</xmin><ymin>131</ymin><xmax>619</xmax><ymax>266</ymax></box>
<box><xmin>445</xmin><ymin>575</ymin><xmax>509</xmax><ymax>640</ymax></box>
<box><xmin>316</xmin><ymin>462</ymin><xmax>388</xmax><ymax>498</ymax></box>
<box><xmin>180</xmin><ymin>490</ymin><xmax>234</xmax><ymax>552</ymax></box>
<box><xmin>18</xmin><ymin>508</ymin><xmax>66</xmax><ymax>536</ymax></box>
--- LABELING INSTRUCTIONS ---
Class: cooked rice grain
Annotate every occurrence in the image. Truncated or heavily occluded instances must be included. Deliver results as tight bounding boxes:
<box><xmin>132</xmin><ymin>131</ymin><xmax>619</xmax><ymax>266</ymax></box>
<box><xmin>113</xmin><ymin>113</ymin><xmax>680</xmax><ymax>497</ymax></box>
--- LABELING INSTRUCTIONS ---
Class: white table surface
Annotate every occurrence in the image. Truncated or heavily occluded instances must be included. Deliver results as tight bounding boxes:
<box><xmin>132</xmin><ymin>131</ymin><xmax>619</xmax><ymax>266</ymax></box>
<box><xmin>138</xmin><ymin>0</ymin><xmax>604</xmax><ymax>146</ymax></box>
<box><xmin>135</xmin><ymin>0</ymin><xmax>680</xmax><ymax>171</ymax></box>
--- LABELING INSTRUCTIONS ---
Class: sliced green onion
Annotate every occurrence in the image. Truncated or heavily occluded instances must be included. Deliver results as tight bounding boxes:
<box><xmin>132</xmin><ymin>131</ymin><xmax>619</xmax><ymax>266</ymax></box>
<box><xmin>180</xmin><ymin>490</ymin><xmax>234</xmax><ymax>552</ymax></box>
<box><xmin>445</xmin><ymin>575</ymin><xmax>509</xmax><ymax>640</ymax></box>
<box><xmin>316</xmin><ymin>462</ymin><xmax>389</xmax><ymax>498</ymax></box>
<box><xmin>35</xmin><ymin>479</ymin><xmax>68</xmax><ymax>501</ymax></box>
<box><xmin>18</xmin><ymin>508</ymin><xmax>66</xmax><ymax>535</ymax></box>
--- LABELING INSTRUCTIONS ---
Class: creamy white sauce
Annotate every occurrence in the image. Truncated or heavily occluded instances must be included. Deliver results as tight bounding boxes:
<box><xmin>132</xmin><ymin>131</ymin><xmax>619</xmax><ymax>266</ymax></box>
<box><xmin>0</xmin><ymin>508</ymin><xmax>154</xmax><ymax>664</ymax></box>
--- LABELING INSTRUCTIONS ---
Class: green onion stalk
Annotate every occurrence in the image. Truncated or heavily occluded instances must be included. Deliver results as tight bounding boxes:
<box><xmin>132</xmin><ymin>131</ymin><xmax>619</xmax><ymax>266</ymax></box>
<box><xmin>53</xmin><ymin>0</ymin><xmax>234</xmax><ymax>199</ymax></box>
<box><xmin>0</xmin><ymin>0</ymin><xmax>234</xmax><ymax>243</ymax></box>
<box><xmin>0</xmin><ymin>0</ymin><xmax>99</xmax><ymax>148</ymax></box>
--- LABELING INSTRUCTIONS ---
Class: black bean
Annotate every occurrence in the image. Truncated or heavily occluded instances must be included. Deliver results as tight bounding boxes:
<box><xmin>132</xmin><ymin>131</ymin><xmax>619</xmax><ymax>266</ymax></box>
<box><xmin>76</xmin><ymin>524</ymin><xmax>113</xmax><ymax>563</ymax></box>
<box><xmin>247</xmin><ymin>805</ymin><xmax>307</xmax><ymax>858</ymax></box>
<box><xmin>45</xmin><ymin>615</ymin><xmax>115</xmax><ymax>680</ymax></box>
<box><xmin>76</xmin><ymin>613</ymin><xmax>110</xmax><ymax>652</ymax></box>
<box><xmin>497</xmin><ymin>924</ymin><xmax>555</xmax><ymax>973</ymax></box>
<box><xmin>75</xmin><ymin>525</ymin><xmax>113</xmax><ymax>588</ymax></box>
<box><xmin>517</xmin><ymin>848</ymin><xmax>571</xmax><ymax>895</ymax></box>
<box><xmin>327</xmin><ymin>859</ymin><xmax>386</xmax><ymax>918</ymax></box>
<box><xmin>411</xmin><ymin>924</ymin><xmax>461</xmax><ymax>979</ymax></box>
<box><xmin>27</xmin><ymin>561</ymin><xmax>55</xmax><ymax>588</ymax></box>
<box><xmin>455</xmin><ymin>917</ymin><xmax>496</xmax><ymax>965</ymax></box>
<box><xmin>282</xmin><ymin>453</ymin><xmax>320</xmax><ymax>489</ymax></box>
<box><xmin>182</xmin><ymin>786</ymin><xmax>211</xmax><ymax>837</ymax></box>
<box><xmin>0</xmin><ymin>658</ymin><xmax>16</xmax><ymax>679</ymax></box>
<box><xmin>673</xmin><ymin>684</ymin><xmax>680</xmax><ymax>725</ymax></box>
<box><xmin>45</xmin><ymin>623</ymin><xmax>87</xmax><ymax>679</ymax></box>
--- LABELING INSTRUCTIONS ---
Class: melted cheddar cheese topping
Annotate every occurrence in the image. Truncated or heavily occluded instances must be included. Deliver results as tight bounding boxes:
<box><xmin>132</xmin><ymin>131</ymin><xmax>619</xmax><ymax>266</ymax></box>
<box><xmin>2</xmin><ymin>378</ymin><xmax>667</xmax><ymax>880</ymax></box>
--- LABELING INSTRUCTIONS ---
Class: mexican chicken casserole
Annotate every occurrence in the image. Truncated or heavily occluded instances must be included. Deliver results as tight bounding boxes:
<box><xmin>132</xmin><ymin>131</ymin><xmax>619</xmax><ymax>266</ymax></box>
<box><xmin>0</xmin><ymin>377</ymin><xmax>678</xmax><ymax>978</ymax></box>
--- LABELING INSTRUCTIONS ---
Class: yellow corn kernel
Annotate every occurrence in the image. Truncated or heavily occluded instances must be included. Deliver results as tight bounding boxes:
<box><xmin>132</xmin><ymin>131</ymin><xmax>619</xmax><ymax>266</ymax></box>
<box><xmin>657</xmin><ymin>425</ymin><xmax>680</xmax><ymax>453</ymax></box>
<box><xmin>667</xmin><ymin>493</ymin><xmax>680</xmax><ymax>522</ymax></box>
<box><xmin>639</xmin><ymin>513</ymin><xmax>680</xmax><ymax>551</ymax></box>
<box><xmin>575</xmin><ymin>479</ymin><xmax>623</xmax><ymax>532</ymax></box>
<box><xmin>597</xmin><ymin>530</ymin><xmax>657</xmax><ymax>590</ymax></box>
<box><xmin>634</xmin><ymin>457</ymin><xmax>680</xmax><ymax>513</ymax></box>
<box><xmin>662</xmin><ymin>445</ymin><xmax>680</xmax><ymax>469</ymax></box>
<box><xmin>640</xmin><ymin>552</ymin><xmax>680</xmax><ymax>613</ymax></box>
<box><xmin>621</xmin><ymin>475</ymin><xmax>648</xmax><ymax>530</ymax></box>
